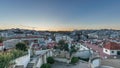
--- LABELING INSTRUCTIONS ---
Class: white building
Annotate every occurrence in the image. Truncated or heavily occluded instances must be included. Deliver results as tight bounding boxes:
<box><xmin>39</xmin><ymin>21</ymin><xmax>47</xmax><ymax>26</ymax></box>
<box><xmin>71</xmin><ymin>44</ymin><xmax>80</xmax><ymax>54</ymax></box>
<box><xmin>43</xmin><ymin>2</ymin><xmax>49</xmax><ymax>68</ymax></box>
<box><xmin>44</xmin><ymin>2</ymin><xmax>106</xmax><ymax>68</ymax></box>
<box><xmin>0</xmin><ymin>43</ymin><xmax>3</xmax><ymax>50</ymax></box>
<box><xmin>3</xmin><ymin>39</ymin><xmax>21</xmax><ymax>49</ymax></box>
<box><xmin>103</xmin><ymin>42</ymin><xmax>120</xmax><ymax>55</ymax></box>
<box><xmin>55</xmin><ymin>35</ymin><xmax>73</xmax><ymax>43</ymax></box>
<box><xmin>0</xmin><ymin>32</ymin><xmax>9</xmax><ymax>37</ymax></box>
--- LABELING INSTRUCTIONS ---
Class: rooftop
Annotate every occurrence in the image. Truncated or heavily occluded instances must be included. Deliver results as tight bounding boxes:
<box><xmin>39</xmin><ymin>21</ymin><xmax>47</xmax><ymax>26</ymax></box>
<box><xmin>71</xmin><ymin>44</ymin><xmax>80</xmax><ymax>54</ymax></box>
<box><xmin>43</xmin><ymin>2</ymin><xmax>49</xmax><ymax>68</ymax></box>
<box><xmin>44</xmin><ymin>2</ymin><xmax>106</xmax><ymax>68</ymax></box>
<box><xmin>104</xmin><ymin>42</ymin><xmax>120</xmax><ymax>50</ymax></box>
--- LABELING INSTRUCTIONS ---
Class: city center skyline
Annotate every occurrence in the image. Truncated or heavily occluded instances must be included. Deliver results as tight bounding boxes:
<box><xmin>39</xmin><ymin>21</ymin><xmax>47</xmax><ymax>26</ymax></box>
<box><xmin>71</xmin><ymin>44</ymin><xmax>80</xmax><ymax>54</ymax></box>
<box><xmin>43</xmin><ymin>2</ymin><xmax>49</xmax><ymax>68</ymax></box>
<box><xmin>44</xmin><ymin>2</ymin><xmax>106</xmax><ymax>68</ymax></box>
<box><xmin>0</xmin><ymin>0</ymin><xmax>120</xmax><ymax>31</ymax></box>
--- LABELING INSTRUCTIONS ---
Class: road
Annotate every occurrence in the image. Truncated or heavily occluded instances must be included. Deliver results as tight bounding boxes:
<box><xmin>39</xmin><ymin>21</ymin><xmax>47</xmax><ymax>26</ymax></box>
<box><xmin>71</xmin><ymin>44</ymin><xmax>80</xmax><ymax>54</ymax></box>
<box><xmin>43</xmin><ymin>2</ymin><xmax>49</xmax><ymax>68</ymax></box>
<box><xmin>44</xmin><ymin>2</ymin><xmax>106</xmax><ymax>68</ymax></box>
<box><xmin>52</xmin><ymin>61</ymin><xmax>89</xmax><ymax>68</ymax></box>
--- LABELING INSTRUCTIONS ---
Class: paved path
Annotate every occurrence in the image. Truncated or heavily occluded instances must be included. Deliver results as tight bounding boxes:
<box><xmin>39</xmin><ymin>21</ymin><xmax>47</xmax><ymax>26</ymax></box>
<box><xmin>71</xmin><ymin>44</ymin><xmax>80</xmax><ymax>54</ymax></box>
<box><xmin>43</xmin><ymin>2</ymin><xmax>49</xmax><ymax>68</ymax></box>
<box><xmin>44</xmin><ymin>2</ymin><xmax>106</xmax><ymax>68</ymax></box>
<box><xmin>101</xmin><ymin>59</ymin><xmax>120</xmax><ymax>68</ymax></box>
<box><xmin>52</xmin><ymin>61</ymin><xmax>89</xmax><ymax>68</ymax></box>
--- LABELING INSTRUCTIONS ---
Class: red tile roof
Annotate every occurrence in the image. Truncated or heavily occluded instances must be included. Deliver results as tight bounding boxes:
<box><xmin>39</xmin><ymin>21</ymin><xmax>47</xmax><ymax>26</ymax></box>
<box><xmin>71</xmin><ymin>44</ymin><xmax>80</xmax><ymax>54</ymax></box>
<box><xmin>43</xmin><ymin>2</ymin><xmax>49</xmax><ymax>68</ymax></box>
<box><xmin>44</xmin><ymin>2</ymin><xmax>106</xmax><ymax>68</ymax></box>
<box><xmin>0</xmin><ymin>43</ymin><xmax>3</xmax><ymax>46</ymax></box>
<box><xmin>104</xmin><ymin>42</ymin><xmax>120</xmax><ymax>50</ymax></box>
<box><xmin>8</xmin><ymin>36</ymin><xmax>43</xmax><ymax>39</ymax></box>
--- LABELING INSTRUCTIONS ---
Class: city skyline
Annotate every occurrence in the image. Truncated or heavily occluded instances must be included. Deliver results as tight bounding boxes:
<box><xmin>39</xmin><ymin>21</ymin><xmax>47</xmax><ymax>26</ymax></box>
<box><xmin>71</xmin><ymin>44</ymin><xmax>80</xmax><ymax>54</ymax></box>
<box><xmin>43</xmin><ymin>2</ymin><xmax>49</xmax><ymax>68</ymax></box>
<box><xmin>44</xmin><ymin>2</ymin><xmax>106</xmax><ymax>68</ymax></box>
<box><xmin>0</xmin><ymin>0</ymin><xmax>120</xmax><ymax>31</ymax></box>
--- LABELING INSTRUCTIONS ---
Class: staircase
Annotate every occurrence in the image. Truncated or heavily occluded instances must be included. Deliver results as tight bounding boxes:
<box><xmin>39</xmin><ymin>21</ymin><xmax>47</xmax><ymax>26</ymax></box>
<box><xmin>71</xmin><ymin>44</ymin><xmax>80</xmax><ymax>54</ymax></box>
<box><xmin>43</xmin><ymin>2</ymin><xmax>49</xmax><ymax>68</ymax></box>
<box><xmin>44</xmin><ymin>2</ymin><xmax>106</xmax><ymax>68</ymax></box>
<box><xmin>15</xmin><ymin>65</ymin><xmax>24</xmax><ymax>68</ymax></box>
<box><xmin>26</xmin><ymin>63</ymin><xmax>35</xmax><ymax>68</ymax></box>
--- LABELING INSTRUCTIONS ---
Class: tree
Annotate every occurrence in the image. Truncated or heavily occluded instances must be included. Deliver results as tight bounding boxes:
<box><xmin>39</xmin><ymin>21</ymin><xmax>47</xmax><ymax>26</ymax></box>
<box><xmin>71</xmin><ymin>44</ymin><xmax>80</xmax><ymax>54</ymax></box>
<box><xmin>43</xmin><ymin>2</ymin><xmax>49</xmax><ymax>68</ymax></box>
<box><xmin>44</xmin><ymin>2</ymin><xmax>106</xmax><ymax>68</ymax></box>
<box><xmin>16</xmin><ymin>43</ymin><xmax>27</xmax><ymax>51</ymax></box>
<box><xmin>70</xmin><ymin>45</ymin><xmax>77</xmax><ymax>57</ymax></box>
<box><xmin>41</xmin><ymin>63</ymin><xmax>51</xmax><ymax>68</ymax></box>
<box><xmin>64</xmin><ymin>43</ymin><xmax>69</xmax><ymax>51</ymax></box>
<box><xmin>53</xmin><ymin>46</ymin><xmax>58</xmax><ymax>49</ymax></box>
<box><xmin>47</xmin><ymin>57</ymin><xmax>55</xmax><ymax>64</ymax></box>
<box><xmin>58</xmin><ymin>40</ymin><xmax>65</xmax><ymax>50</ymax></box>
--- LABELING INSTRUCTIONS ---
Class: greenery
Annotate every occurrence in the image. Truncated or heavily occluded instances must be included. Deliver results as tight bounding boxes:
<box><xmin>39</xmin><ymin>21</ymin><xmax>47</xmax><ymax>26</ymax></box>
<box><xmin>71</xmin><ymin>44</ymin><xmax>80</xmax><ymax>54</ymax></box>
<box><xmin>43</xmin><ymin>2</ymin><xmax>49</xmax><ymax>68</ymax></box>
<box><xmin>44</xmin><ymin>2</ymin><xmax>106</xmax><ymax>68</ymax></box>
<box><xmin>16</xmin><ymin>42</ymin><xmax>27</xmax><ymax>51</ymax></box>
<box><xmin>11</xmin><ymin>49</ymin><xmax>27</xmax><ymax>59</ymax></box>
<box><xmin>71</xmin><ymin>57</ymin><xmax>79</xmax><ymax>64</ymax></box>
<box><xmin>0</xmin><ymin>53</ymin><xmax>12</xmax><ymax>68</ymax></box>
<box><xmin>58</xmin><ymin>40</ymin><xmax>69</xmax><ymax>51</ymax></box>
<box><xmin>53</xmin><ymin>46</ymin><xmax>58</xmax><ymax>49</ymax></box>
<box><xmin>40</xmin><ymin>63</ymin><xmax>51</xmax><ymax>68</ymax></box>
<box><xmin>0</xmin><ymin>49</ymin><xmax>27</xmax><ymax>68</ymax></box>
<box><xmin>64</xmin><ymin>43</ymin><xmax>69</xmax><ymax>51</ymax></box>
<box><xmin>58</xmin><ymin>40</ymin><xmax>66</xmax><ymax>50</ymax></box>
<box><xmin>70</xmin><ymin>45</ymin><xmax>77</xmax><ymax>57</ymax></box>
<box><xmin>0</xmin><ymin>37</ymin><xmax>3</xmax><ymax>43</ymax></box>
<box><xmin>47</xmin><ymin>57</ymin><xmax>55</xmax><ymax>64</ymax></box>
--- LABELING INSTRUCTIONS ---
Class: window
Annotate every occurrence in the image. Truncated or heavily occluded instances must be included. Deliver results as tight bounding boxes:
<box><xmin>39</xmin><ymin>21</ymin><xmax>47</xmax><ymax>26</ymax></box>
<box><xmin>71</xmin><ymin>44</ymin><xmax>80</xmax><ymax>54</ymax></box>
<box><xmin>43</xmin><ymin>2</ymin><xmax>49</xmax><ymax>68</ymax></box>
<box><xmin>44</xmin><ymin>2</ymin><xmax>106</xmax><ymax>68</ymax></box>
<box><xmin>111</xmin><ymin>51</ymin><xmax>114</xmax><ymax>53</ymax></box>
<box><xmin>117</xmin><ymin>51</ymin><xmax>120</xmax><ymax>55</ymax></box>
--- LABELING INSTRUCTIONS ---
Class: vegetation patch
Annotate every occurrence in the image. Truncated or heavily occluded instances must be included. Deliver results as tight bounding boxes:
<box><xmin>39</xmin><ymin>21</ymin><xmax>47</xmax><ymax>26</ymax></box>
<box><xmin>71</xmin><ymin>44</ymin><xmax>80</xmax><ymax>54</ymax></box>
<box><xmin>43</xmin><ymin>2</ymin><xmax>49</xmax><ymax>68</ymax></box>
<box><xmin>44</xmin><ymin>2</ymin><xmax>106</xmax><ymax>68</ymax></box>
<box><xmin>0</xmin><ymin>49</ymin><xmax>27</xmax><ymax>68</ymax></box>
<box><xmin>40</xmin><ymin>63</ymin><xmax>51</xmax><ymax>68</ymax></box>
<box><xmin>16</xmin><ymin>42</ymin><xmax>27</xmax><ymax>51</ymax></box>
<box><xmin>47</xmin><ymin>57</ymin><xmax>55</xmax><ymax>64</ymax></box>
<box><xmin>71</xmin><ymin>57</ymin><xmax>79</xmax><ymax>64</ymax></box>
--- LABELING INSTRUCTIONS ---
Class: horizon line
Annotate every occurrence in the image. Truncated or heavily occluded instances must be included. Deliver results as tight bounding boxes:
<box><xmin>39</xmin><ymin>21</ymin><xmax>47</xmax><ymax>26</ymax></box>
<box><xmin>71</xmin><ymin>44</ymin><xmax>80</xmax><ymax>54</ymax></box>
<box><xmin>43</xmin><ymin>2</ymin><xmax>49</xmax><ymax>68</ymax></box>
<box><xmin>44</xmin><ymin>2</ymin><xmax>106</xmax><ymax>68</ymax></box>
<box><xmin>0</xmin><ymin>28</ymin><xmax>120</xmax><ymax>32</ymax></box>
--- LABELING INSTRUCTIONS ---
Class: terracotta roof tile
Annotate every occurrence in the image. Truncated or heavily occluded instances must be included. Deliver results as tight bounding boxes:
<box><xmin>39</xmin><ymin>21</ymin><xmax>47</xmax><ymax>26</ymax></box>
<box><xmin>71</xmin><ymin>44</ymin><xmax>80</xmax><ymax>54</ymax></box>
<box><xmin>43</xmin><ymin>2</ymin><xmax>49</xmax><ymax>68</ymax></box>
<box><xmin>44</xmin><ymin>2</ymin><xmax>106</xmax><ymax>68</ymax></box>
<box><xmin>104</xmin><ymin>42</ymin><xmax>120</xmax><ymax>50</ymax></box>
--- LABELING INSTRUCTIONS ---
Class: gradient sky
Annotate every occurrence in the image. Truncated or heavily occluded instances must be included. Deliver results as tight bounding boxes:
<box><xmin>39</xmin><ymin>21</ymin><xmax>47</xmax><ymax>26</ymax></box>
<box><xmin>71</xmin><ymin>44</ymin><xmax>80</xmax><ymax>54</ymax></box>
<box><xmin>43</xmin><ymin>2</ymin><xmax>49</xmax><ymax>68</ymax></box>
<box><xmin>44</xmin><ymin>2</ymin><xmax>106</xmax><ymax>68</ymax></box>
<box><xmin>0</xmin><ymin>0</ymin><xmax>120</xmax><ymax>31</ymax></box>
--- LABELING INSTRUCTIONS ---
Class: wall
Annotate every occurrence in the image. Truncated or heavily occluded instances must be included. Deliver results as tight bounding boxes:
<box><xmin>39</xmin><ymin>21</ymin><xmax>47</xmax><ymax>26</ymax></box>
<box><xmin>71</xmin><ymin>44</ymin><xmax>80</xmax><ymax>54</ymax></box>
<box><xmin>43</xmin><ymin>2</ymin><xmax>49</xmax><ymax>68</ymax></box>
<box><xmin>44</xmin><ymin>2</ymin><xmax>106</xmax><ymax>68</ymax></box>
<box><xmin>103</xmin><ymin>48</ymin><xmax>111</xmax><ymax>55</ymax></box>
<box><xmin>0</xmin><ymin>46</ymin><xmax>3</xmax><ymax>50</ymax></box>
<box><xmin>36</xmin><ymin>57</ymin><xmax>43</xmax><ymax>68</ymax></box>
<box><xmin>103</xmin><ymin>48</ymin><xmax>120</xmax><ymax>55</ymax></box>
<box><xmin>14</xmin><ymin>54</ymin><xmax>30</xmax><ymax>68</ymax></box>
<box><xmin>35</xmin><ymin>49</ymin><xmax>53</xmax><ymax>68</ymax></box>
<box><xmin>50</xmin><ymin>50</ymin><xmax>53</xmax><ymax>56</ymax></box>
<box><xmin>79</xmin><ymin>44</ymin><xmax>89</xmax><ymax>51</ymax></box>
<box><xmin>110</xmin><ymin>50</ymin><xmax>120</xmax><ymax>55</ymax></box>
<box><xmin>44</xmin><ymin>55</ymin><xmax>47</xmax><ymax>63</ymax></box>
<box><xmin>54</xmin><ymin>58</ymin><xmax>68</xmax><ymax>63</ymax></box>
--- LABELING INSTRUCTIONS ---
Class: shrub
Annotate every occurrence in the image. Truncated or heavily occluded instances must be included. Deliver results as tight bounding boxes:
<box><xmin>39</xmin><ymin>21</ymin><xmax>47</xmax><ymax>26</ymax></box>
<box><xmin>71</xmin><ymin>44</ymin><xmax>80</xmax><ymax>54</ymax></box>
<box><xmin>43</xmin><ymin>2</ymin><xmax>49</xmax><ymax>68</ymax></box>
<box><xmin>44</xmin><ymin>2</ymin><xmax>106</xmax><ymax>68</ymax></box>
<box><xmin>0</xmin><ymin>37</ymin><xmax>3</xmax><ymax>43</ymax></box>
<box><xmin>0</xmin><ymin>53</ymin><xmax>12</xmax><ymax>68</ymax></box>
<box><xmin>71</xmin><ymin>57</ymin><xmax>79</xmax><ymax>64</ymax></box>
<box><xmin>47</xmin><ymin>57</ymin><xmax>55</xmax><ymax>64</ymax></box>
<box><xmin>16</xmin><ymin>43</ymin><xmax>27</xmax><ymax>51</ymax></box>
<box><xmin>11</xmin><ymin>50</ymin><xmax>25</xmax><ymax>59</ymax></box>
<box><xmin>40</xmin><ymin>63</ymin><xmax>51</xmax><ymax>68</ymax></box>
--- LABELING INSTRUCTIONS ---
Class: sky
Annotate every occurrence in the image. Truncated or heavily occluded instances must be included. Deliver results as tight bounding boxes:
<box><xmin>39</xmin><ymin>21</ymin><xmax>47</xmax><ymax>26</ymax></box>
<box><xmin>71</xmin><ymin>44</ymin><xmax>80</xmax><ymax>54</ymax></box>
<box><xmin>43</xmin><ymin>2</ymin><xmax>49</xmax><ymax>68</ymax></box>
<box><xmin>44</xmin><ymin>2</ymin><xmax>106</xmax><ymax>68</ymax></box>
<box><xmin>0</xmin><ymin>0</ymin><xmax>120</xmax><ymax>31</ymax></box>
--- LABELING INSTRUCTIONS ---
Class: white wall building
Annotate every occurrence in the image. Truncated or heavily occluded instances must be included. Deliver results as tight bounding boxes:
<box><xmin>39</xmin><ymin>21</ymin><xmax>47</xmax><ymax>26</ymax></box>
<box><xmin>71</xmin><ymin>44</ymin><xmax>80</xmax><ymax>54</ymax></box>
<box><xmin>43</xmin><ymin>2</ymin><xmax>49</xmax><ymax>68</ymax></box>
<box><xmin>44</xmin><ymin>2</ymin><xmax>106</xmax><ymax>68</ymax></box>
<box><xmin>103</xmin><ymin>42</ymin><xmax>120</xmax><ymax>55</ymax></box>
<box><xmin>0</xmin><ymin>32</ymin><xmax>9</xmax><ymax>37</ymax></box>
<box><xmin>3</xmin><ymin>39</ymin><xmax>21</xmax><ymax>49</ymax></box>
<box><xmin>0</xmin><ymin>43</ymin><xmax>3</xmax><ymax>51</ymax></box>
